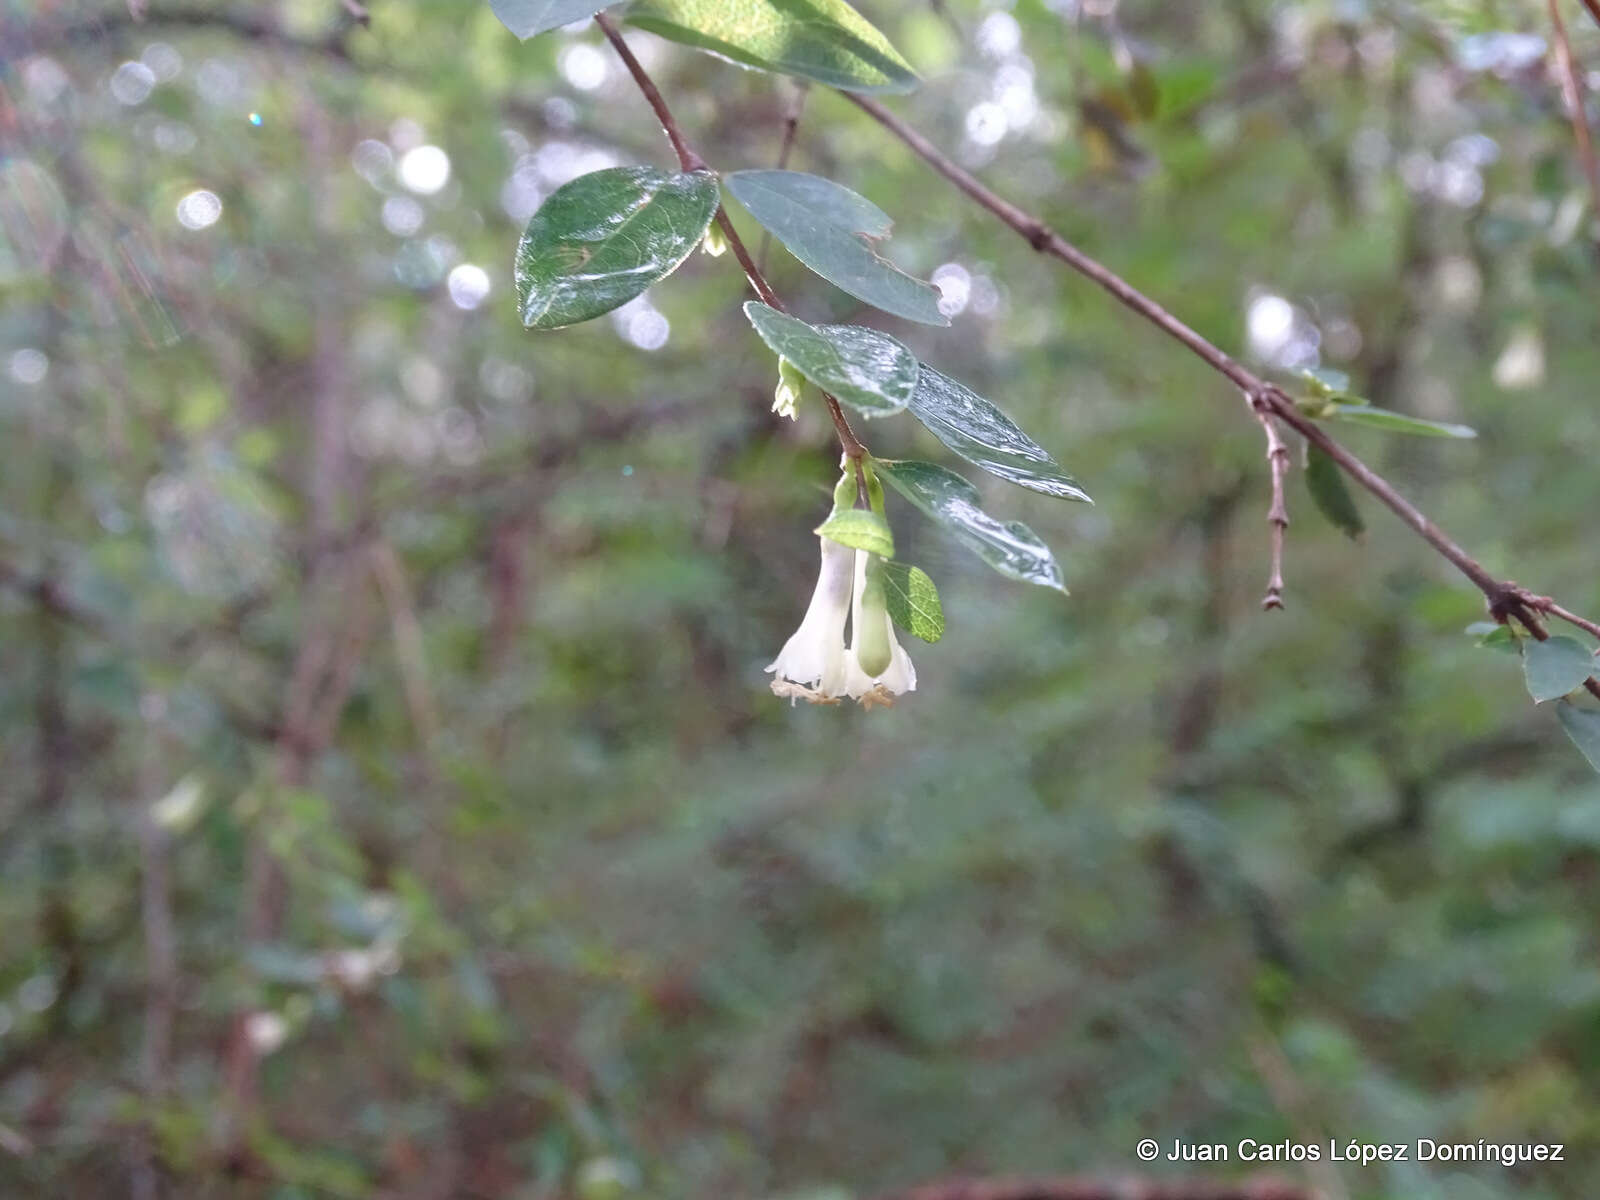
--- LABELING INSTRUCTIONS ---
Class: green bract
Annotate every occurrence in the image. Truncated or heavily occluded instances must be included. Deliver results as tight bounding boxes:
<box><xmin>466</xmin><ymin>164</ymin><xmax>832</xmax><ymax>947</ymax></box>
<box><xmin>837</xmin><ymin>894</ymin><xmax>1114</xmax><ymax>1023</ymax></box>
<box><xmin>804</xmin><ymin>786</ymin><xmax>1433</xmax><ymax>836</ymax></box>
<box><xmin>881</xmin><ymin>561</ymin><xmax>944</xmax><ymax>643</ymax></box>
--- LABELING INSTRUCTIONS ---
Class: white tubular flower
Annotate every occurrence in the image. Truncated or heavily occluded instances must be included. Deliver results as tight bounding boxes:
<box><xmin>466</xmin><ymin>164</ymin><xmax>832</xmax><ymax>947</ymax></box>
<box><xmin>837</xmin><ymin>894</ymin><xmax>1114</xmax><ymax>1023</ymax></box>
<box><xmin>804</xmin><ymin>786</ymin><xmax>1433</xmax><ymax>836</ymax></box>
<box><xmin>767</xmin><ymin>534</ymin><xmax>855</xmax><ymax>705</ymax></box>
<box><xmin>844</xmin><ymin>550</ymin><xmax>916</xmax><ymax>709</ymax></box>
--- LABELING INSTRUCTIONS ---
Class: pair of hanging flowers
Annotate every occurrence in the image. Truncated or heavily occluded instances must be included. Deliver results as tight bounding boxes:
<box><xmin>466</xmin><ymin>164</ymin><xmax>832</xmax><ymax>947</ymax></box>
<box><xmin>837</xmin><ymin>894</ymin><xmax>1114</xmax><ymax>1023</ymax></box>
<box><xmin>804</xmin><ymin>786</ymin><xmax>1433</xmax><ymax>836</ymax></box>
<box><xmin>767</xmin><ymin>461</ymin><xmax>916</xmax><ymax>709</ymax></box>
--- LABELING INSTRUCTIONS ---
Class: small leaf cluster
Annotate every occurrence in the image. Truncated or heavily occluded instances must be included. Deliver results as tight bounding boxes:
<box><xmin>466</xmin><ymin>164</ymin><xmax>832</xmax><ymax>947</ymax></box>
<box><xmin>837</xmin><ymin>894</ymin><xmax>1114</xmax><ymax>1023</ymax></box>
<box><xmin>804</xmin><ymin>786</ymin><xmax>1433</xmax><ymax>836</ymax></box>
<box><xmin>499</xmin><ymin>0</ymin><xmax>1089</xmax><ymax>649</ymax></box>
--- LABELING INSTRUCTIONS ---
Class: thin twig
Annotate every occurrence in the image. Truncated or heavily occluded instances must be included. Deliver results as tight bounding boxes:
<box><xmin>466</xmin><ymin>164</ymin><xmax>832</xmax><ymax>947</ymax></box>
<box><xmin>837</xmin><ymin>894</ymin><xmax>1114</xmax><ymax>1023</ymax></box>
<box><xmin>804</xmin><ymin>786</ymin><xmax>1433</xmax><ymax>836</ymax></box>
<box><xmin>843</xmin><ymin>91</ymin><xmax>1600</xmax><ymax>666</ymax></box>
<box><xmin>758</xmin><ymin>81</ymin><xmax>810</xmax><ymax>273</ymax></box>
<box><xmin>1580</xmin><ymin>0</ymin><xmax>1600</xmax><ymax>36</ymax></box>
<box><xmin>1548</xmin><ymin>0</ymin><xmax>1600</xmax><ymax>238</ymax></box>
<box><xmin>593</xmin><ymin>12</ymin><xmax>868</xmax><ymax>474</ymax></box>
<box><xmin>1251</xmin><ymin>398</ymin><xmax>1291</xmax><ymax>611</ymax></box>
<box><xmin>30</xmin><ymin>6</ymin><xmax>355</xmax><ymax>62</ymax></box>
<box><xmin>1514</xmin><ymin>589</ymin><xmax>1600</xmax><ymax>643</ymax></box>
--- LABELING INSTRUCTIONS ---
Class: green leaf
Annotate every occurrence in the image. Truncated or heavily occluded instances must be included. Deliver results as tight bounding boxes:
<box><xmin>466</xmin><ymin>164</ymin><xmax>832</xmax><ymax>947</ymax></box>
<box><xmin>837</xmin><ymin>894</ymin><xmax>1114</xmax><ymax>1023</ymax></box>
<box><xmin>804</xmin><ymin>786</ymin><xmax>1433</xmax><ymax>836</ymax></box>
<box><xmin>881</xmin><ymin>561</ymin><xmax>944</xmax><ymax>643</ymax></box>
<box><xmin>1557</xmin><ymin>701</ymin><xmax>1600</xmax><ymax>774</ymax></box>
<box><xmin>1523</xmin><ymin>636</ymin><xmax>1599</xmax><ymax>703</ymax></box>
<box><xmin>1304</xmin><ymin>444</ymin><xmax>1363</xmax><ymax>539</ymax></box>
<box><xmin>1466</xmin><ymin>622</ymin><xmax>1519</xmax><ymax>654</ymax></box>
<box><xmin>724</xmin><ymin>171</ymin><xmax>947</xmax><ymax>327</ymax></box>
<box><xmin>515</xmin><ymin>167</ymin><xmax>720</xmax><ymax>330</ymax></box>
<box><xmin>743</xmin><ymin>302</ymin><xmax>917</xmax><ymax>418</ymax></box>
<box><xmin>1325</xmin><ymin>404</ymin><xmax>1477</xmax><ymax>439</ymax></box>
<box><xmin>488</xmin><ymin>0</ymin><xmax>606</xmax><ymax>39</ymax></box>
<box><xmin>906</xmin><ymin>365</ymin><xmax>1091</xmax><ymax>502</ymax></box>
<box><xmin>1299</xmin><ymin>366</ymin><xmax>1352</xmax><ymax>398</ymax></box>
<box><xmin>875</xmin><ymin>459</ymin><xmax>1066</xmax><ymax>592</ymax></box>
<box><xmin>815</xmin><ymin>507</ymin><xmax>894</xmax><ymax>559</ymax></box>
<box><xmin>1127</xmin><ymin>62</ymin><xmax>1160</xmax><ymax>121</ymax></box>
<box><xmin>624</xmin><ymin>0</ymin><xmax>918</xmax><ymax>94</ymax></box>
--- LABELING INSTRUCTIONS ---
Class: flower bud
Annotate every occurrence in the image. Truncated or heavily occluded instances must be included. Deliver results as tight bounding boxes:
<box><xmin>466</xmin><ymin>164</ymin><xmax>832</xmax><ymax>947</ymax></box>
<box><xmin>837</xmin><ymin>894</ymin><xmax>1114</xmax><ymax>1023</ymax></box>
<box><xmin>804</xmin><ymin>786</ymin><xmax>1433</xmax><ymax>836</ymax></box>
<box><xmin>772</xmin><ymin>357</ymin><xmax>806</xmax><ymax>421</ymax></box>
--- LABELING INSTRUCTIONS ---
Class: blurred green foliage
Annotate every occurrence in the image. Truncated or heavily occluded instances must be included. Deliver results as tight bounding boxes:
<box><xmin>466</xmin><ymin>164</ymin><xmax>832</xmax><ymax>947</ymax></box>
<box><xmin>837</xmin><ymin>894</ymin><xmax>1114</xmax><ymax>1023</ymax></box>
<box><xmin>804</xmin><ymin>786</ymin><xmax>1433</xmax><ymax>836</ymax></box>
<box><xmin>4</xmin><ymin>1</ymin><xmax>1600</xmax><ymax>1198</ymax></box>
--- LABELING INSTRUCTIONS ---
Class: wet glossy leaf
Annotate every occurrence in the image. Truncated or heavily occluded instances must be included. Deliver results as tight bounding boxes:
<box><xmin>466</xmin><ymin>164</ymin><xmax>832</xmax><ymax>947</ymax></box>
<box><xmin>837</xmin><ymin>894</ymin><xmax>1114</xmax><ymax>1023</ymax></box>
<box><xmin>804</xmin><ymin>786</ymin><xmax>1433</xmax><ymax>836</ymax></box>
<box><xmin>815</xmin><ymin>507</ymin><xmax>894</xmax><ymax>559</ymax></box>
<box><xmin>743</xmin><ymin>302</ymin><xmax>916</xmax><ymax>418</ymax></box>
<box><xmin>907</xmin><ymin>366</ymin><xmax>1091</xmax><ymax>502</ymax></box>
<box><xmin>1305</xmin><ymin>444</ymin><xmax>1363</xmax><ymax>539</ymax></box>
<box><xmin>624</xmin><ymin>0</ymin><xmax>918</xmax><ymax>94</ymax></box>
<box><xmin>1326</xmin><ymin>404</ymin><xmax>1477</xmax><ymax>439</ymax></box>
<box><xmin>724</xmin><ymin>170</ymin><xmax>947</xmax><ymax>326</ymax></box>
<box><xmin>488</xmin><ymin>0</ymin><xmax>606</xmax><ymax>39</ymax></box>
<box><xmin>882</xmin><ymin>561</ymin><xmax>943</xmax><ymax>643</ymax></box>
<box><xmin>1557</xmin><ymin>701</ymin><xmax>1600</xmax><ymax>774</ymax></box>
<box><xmin>1523</xmin><ymin>636</ymin><xmax>1599</xmax><ymax>703</ymax></box>
<box><xmin>875</xmin><ymin>459</ymin><xmax>1066</xmax><ymax>592</ymax></box>
<box><xmin>515</xmin><ymin>167</ymin><xmax>720</xmax><ymax>330</ymax></box>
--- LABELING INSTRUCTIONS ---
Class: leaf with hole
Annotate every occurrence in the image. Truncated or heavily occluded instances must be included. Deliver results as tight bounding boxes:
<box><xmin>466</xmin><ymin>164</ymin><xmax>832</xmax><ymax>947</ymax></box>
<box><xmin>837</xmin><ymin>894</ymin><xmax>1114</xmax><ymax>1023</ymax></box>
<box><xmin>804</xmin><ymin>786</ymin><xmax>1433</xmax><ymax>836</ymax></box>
<box><xmin>1304</xmin><ymin>445</ymin><xmax>1363</xmax><ymax>539</ymax></box>
<box><xmin>907</xmin><ymin>365</ymin><xmax>1090</xmax><ymax>501</ymax></box>
<box><xmin>743</xmin><ymin>302</ymin><xmax>917</xmax><ymax>418</ymax></box>
<box><xmin>488</xmin><ymin>0</ymin><xmax>607</xmax><ymax>39</ymax></box>
<box><xmin>1324</xmin><ymin>404</ymin><xmax>1476</xmax><ymax>439</ymax></box>
<box><xmin>624</xmin><ymin>0</ymin><xmax>918</xmax><ymax>94</ymax></box>
<box><xmin>815</xmin><ymin>507</ymin><xmax>894</xmax><ymax>559</ymax></box>
<box><xmin>515</xmin><ymin>167</ymin><xmax>720</xmax><ymax>330</ymax></box>
<box><xmin>881</xmin><ymin>561</ymin><xmax>943</xmax><ymax>643</ymax></box>
<box><xmin>724</xmin><ymin>170</ymin><xmax>947</xmax><ymax>326</ymax></box>
<box><xmin>1523</xmin><ymin>635</ymin><xmax>1599</xmax><ymax>703</ymax></box>
<box><xmin>875</xmin><ymin>459</ymin><xmax>1066</xmax><ymax>592</ymax></box>
<box><xmin>1557</xmin><ymin>701</ymin><xmax>1600</xmax><ymax>774</ymax></box>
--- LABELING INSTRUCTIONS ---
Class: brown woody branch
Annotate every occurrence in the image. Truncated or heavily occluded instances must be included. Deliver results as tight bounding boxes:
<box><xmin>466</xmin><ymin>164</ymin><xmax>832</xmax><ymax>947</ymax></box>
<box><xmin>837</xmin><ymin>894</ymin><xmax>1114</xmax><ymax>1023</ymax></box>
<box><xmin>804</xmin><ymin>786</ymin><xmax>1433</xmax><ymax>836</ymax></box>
<box><xmin>842</xmin><ymin>93</ymin><xmax>1600</xmax><ymax>692</ymax></box>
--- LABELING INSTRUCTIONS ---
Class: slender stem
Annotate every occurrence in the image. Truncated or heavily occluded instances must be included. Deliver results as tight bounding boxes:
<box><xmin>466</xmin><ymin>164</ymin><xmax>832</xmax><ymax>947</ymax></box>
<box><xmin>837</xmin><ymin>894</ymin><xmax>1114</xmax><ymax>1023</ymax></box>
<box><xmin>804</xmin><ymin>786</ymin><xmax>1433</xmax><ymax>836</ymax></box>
<box><xmin>1252</xmin><ymin>401</ymin><xmax>1290</xmax><ymax>611</ymax></box>
<box><xmin>1549</xmin><ymin>0</ymin><xmax>1600</xmax><ymax>238</ymax></box>
<box><xmin>844</xmin><ymin>91</ymin><xmax>1600</xmax><ymax>664</ymax></box>
<box><xmin>845</xmin><ymin>94</ymin><xmax>1260</xmax><ymax>395</ymax></box>
<box><xmin>594</xmin><ymin>12</ymin><xmax>866</xmax><ymax>464</ymax></box>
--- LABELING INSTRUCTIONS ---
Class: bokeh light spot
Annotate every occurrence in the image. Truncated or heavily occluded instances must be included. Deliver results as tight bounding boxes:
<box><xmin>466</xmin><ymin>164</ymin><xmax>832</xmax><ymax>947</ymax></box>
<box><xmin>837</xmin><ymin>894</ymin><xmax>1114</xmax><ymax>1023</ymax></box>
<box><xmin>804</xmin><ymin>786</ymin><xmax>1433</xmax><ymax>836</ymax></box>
<box><xmin>447</xmin><ymin>263</ymin><xmax>492</xmax><ymax>311</ymax></box>
<box><xmin>175</xmin><ymin>189</ymin><xmax>223</xmax><ymax>231</ymax></box>
<box><xmin>399</xmin><ymin>145</ymin><xmax>451</xmax><ymax>195</ymax></box>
